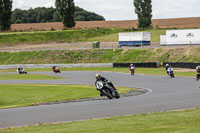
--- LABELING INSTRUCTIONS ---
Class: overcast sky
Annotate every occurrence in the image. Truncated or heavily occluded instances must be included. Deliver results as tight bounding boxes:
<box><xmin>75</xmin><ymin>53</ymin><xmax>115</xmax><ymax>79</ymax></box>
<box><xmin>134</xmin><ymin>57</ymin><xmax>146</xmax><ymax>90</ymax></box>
<box><xmin>12</xmin><ymin>0</ymin><xmax>200</xmax><ymax>21</ymax></box>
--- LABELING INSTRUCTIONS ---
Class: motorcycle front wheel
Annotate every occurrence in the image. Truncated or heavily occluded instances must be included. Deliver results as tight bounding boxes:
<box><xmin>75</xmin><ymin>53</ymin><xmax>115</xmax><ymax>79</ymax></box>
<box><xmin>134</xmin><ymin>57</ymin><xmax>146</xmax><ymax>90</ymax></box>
<box><xmin>113</xmin><ymin>90</ymin><xmax>120</xmax><ymax>99</ymax></box>
<box><xmin>102</xmin><ymin>89</ymin><xmax>113</xmax><ymax>99</ymax></box>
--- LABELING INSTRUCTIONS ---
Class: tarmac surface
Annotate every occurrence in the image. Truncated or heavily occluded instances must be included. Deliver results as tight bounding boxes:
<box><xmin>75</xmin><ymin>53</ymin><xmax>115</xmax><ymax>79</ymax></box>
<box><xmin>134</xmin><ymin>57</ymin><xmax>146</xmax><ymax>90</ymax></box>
<box><xmin>0</xmin><ymin>71</ymin><xmax>200</xmax><ymax>128</ymax></box>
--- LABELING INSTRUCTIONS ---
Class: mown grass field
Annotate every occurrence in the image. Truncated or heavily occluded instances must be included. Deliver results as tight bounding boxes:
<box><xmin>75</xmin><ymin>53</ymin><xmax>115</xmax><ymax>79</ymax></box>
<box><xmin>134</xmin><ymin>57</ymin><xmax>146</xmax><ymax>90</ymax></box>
<box><xmin>0</xmin><ymin>84</ymin><xmax>134</xmax><ymax>109</ymax></box>
<box><xmin>0</xmin><ymin>28</ymin><xmax>123</xmax><ymax>46</ymax></box>
<box><xmin>0</xmin><ymin>28</ymin><xmax>164</xmax><ymax>46</ymax></box>
<box><xmin>0</xmin><ymin>74</ymin><xmax>64</xmax><ymax>80</ymax></box>
<box><xmin>1</xmin><ymin>108</ymin><xmax>200</xmax><ymax>133</ymax></box>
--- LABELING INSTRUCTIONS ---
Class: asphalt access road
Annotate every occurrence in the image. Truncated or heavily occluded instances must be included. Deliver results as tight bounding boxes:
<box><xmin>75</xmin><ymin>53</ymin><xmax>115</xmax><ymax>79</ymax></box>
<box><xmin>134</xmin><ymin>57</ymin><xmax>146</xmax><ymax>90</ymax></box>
<box><xmin>0</xmin><ymin>71</ymin><xmax>200</xmax><ymax>128</ymax></box>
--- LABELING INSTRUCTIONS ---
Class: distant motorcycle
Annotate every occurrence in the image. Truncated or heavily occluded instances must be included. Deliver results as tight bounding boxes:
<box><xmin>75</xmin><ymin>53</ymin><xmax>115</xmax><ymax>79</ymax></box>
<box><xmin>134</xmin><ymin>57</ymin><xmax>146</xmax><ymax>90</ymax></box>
<box><xmin>96</xmin><ymin>81</ymin><xmax>120</xmax><ymax>99</ymax></box>
<box><xmin>53</xmin><ymin>66</ymin><xmax>61</xmax><ymax>73</ymax></box>
<box><xmin>167</xmin><ymin>68</ymin><xmax>175</xmax><ymax>78</ymax></box>
<box><xmin>196</xmin><ymin>73</ymin><xmax>200</xmax><ymax>88</ymax></box>
<box><xmin>129</xmin><ymin>64</ymin><xmax>135</xmax><ymax>75</ymax></box>
<box><xmin>19</xmin><ymin>71</ymin><xmax>28</xmax><ymax>74</ymax></box>
<box><xmin>17</xmin><ymin>68</ymin><xmax>27</xmax><ymax>74</ymax></box>
<box><xmin>130</xmin><ymin>69</ymin><xmax>135</xmax><ymax>75</ymax></box>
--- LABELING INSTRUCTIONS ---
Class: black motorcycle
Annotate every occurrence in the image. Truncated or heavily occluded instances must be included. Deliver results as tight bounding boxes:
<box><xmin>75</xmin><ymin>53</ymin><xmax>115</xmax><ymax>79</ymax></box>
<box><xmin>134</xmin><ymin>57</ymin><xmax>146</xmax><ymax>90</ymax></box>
<box><xmin>95</xmin><ymin>81</ymin><xmax>120</xmax><ymax>99</ymax></box>
<box><xmin>19</xmin><ymin>71</ymin><xmax>27</xmax><ymax>74</ymax></box>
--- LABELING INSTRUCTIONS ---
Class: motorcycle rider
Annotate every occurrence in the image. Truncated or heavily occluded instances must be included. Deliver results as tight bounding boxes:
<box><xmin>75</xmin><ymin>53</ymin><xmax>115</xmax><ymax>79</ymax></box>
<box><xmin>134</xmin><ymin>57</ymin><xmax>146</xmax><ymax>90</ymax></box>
<box><xmin>17</xmin><ymin>66</ymin><xmax>25</xmax><ymax>74</ymax></box>
<box><xmin>165</xmin><ymin>64</ymin><xmax>170</xmax><ymax>75</ymax></box>
<box><xmin>129</xmin><ymin>64</ymin><xmax>135</xmax><ymax>75</ymax></box>
<box><xmin>166</xmin><ymin>65</ymin><xmax>175</xmax><ymax>78</ymax></box>
<box><xmin>196</xmin><ymin>66</ymin><xmax>200</xmax><ymax>81</ymax></box>
<box><xmin>95</xmin><ymin>73</ymin><xmax>116</xmax><ymax>96</ymax></box>
<box><xmin>52</xmin><ymin>66</ymin><xmax>60</xmax><ymax>73</ymax></box>
<box><xmin>17</xmin><ymin>66</ymin><xmax>21</xmax><ymax>72</ymax></box>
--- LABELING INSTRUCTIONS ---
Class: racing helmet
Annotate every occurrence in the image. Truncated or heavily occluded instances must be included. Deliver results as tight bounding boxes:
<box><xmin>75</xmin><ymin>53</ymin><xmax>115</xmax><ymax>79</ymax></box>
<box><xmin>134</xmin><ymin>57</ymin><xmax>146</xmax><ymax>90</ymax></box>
<box><xmin>166</xmin><ymin>64</ymin><xmax>169</xmax><ymax>67</ymax></box>
<box><xmin>196</xmin><ymin>66</ymin><xmax>200</xmax><ymax>70</ymax></box>
<box><xmin>96</xmin><ymin>73</ymin><xmax>101</xmax><ymax>79</ymax></box>
<box><xmin>131</xmin><ymin>64</ymin><xmax>133</xmax><ymax>66</ymax></box>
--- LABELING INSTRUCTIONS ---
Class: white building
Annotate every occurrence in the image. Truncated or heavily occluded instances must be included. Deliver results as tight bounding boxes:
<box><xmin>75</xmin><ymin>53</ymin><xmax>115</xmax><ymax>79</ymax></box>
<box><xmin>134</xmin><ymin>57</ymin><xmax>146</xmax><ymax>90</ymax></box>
<box><xmin>119</xmin><ymin>32</ymin><xmax>151</xmax><ymax>46</ymax></box>
<box><xmin>160</xmin><ymin>29</ymin><xmax>200</xmax><ymax>45</ymax></box>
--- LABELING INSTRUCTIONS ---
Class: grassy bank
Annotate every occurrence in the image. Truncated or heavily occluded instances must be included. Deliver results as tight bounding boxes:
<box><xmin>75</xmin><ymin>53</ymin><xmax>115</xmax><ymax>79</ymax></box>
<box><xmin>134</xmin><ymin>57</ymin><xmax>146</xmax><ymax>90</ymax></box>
<box><xmin>0</xmin><ymin>84</ymin><xmax>134</xmax><ymax>109</ymax></box>
<box><xmin>0</xmin><ymin>28</ymin><xmax>165</xmax><ymax>46</ymax></box>
<box><xmin>0</xmin><ymin>47</ymin><xmax>200</xmax><ymax>64</ymax></box>
<box><xmin>1</xmin><ymin>108</ymin><xmax>200</xmax><ymax>132</ymax></box>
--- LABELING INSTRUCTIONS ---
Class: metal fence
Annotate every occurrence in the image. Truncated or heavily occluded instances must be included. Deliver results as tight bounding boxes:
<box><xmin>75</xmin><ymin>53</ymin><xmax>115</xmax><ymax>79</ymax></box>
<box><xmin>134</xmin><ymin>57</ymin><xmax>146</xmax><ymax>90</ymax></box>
<box><xmin>163</xmin><ymin>62</ymin><xmax>200</xmax><ymax>69</ymax></box>
<box><xmin>113</xmin><ymin>62</ymin><xmax>159</xmax><ymax>68</ymax></box>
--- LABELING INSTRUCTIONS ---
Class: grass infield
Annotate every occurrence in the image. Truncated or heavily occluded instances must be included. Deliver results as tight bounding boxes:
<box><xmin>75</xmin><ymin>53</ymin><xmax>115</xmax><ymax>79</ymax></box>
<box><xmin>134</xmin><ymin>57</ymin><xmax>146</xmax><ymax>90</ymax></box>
<box><xmin>1</xmin><ymin>108</ymin><xmax>200</xmax><ymax>132</ymax></box>
<box><xmin>0</xmin><ymin>74</ymin><xmax>64</xmax><ymax>80</ymax></box>
<box><xmin>0</xmin><ymin>68</ymin><xmax>196</xmax><ymax>78</ymax></box>
<box><xmin>0</xmin><ymin>84</ymin><xmax>134</xmax><ymax>109</ymax></box>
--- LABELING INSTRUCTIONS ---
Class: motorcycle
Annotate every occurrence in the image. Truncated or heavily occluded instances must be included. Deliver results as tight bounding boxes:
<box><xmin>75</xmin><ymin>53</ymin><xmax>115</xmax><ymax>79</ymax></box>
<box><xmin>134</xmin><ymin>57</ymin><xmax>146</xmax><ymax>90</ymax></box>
<box><xmin>129</xmin><ymin>65</ymin><xmax>135</xmax><ymax>75</ymax></box>
<box><xmin>167</xmin><ymin>68</ymin><xmax>175</xmax><ymax>78</ymax></box>
<box><xmin>95</xmin><ymin>81</ymin><xmax>120</xmax><ymax>99</ymax></box>
<box><xmin>53</xmin><ymin>67</ymin><xmax>61</xmax><ymax>73</ymax></box>
<box><xmin>17</xmin><ymin>68</ymin><xmax>27</xmax><ymax>74</ymax></box>
<box><xmin>53</xmin><ymin>69</ymin><xmax>61</xmax><ymax>73</ymax></box>
<box><xmin>130</xmin><ymin>69</ymin><xmax>135</xmax><ymax>75</ymax></box>
<box><xmin>19</xmin><ymin>71</ymin><xmax>27</xmax><ymax>74</ymax></box>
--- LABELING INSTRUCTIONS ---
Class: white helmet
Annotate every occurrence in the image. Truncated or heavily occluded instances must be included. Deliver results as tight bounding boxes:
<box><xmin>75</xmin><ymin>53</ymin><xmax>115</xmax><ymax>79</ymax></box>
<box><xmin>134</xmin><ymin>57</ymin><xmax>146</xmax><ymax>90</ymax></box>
<box><xmin>196</xmin><ymin>66</ymin><xmax>200</xmax><ymax>70</ymax></box>
<box><xmin>166</xmin><ymin>64</ymin><xmax>169</xmax><ymax>67</ymax></box>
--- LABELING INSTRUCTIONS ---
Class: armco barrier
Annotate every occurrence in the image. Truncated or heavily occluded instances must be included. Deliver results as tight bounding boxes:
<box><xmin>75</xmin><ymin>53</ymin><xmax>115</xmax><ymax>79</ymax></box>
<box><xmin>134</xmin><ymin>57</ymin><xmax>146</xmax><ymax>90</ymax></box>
<box><xmin>163</xmin><ymin>62</ymin><xmax>200</xmax><ymax>69</ymax></box>
<box><xmin>113</xmin><ymin>62</ymin><xmax>158</xmax><ymax>68</ymax></box>
<box><xmin>0</xmin><ymin>63</ymin><xmax>113</xmax><ymax>69</ymax></box>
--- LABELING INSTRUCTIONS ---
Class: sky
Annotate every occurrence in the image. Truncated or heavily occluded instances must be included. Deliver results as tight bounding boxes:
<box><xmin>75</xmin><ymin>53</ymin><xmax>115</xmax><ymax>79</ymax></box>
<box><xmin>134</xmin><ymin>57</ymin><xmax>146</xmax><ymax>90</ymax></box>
<box><xmin>12</xmin><ymin>0</ymin><xmax>200</xmax><ymax>21</ymax></box>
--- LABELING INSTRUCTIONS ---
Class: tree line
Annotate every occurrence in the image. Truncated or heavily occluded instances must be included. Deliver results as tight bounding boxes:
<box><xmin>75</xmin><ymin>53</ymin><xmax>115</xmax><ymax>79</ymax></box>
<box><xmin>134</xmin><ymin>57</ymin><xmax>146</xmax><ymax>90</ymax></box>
<box><xmin>11</xmin><ymin>6</ymin><xmax>105</xmax><ymax>24</ymax></box>
<box><xmin>0</xmin><ymin>0</ymin><xmax>152</xmax><ymax>31</ymax></box>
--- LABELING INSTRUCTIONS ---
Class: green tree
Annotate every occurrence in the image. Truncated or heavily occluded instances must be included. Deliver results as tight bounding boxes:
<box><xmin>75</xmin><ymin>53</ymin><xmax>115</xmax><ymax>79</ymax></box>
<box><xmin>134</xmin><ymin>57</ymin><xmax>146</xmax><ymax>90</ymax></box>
<box><xmin>134</xmin><ymin>0</ymin><xmax>152</xmax><ymax>29</ymax></box>
<box><xmin>55</xmin><ymin>0</ymin><xmax>76</xmax><ymax>28</ymax></box>
<box><xmin>11</xmin><ymin>7</ymin><xmax>104</xmax><ymax>24</ymax></box>
<box><xmin>0</xmin><ymin>0</ymin><xmax>12</xmax><ymax>31</ymax></box>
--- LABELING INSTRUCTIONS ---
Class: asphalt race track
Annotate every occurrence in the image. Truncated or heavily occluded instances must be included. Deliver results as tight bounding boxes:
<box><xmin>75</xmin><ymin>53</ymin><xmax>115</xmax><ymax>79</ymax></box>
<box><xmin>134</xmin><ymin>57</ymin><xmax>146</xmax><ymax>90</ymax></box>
<box><xmin>0</xmin><ymin>71</ymin><xmax>200</xmax><ymax>128</ymax></box>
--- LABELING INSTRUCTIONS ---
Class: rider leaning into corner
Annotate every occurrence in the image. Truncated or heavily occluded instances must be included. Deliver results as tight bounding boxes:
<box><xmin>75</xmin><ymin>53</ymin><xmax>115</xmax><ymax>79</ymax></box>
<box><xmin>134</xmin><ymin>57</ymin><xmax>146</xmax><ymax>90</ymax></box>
<box><xmin>95</xmin><ymin>73</ymin><xmax>117</xmax><ymax>96</ymax></box>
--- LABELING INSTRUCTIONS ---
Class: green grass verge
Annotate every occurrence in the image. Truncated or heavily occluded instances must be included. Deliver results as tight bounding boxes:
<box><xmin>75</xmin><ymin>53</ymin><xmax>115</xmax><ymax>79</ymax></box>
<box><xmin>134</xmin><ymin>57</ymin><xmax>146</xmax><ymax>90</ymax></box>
<box><xmin>0</xmin><ymin>74</ymin><xmax>64</xmax><ymax>80</ymax></box>
<box><xmin>0</xmin><ymin>68</ymin><xmax>196</xmax><ymax>78</ymax></box>
<box><xmin>1</xmin><ymin>108</ymin><xmax>200</xmax><ymax>132</ymax></box>
<box><xmin>58</xmin><ymin>67</ymin><xmax>196</xmax><ymax>77</ymax></box>
<box><xmin>0</xmin><ymin>84</ymin><xmax>134</xmax><ymax>109</ymax></box>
